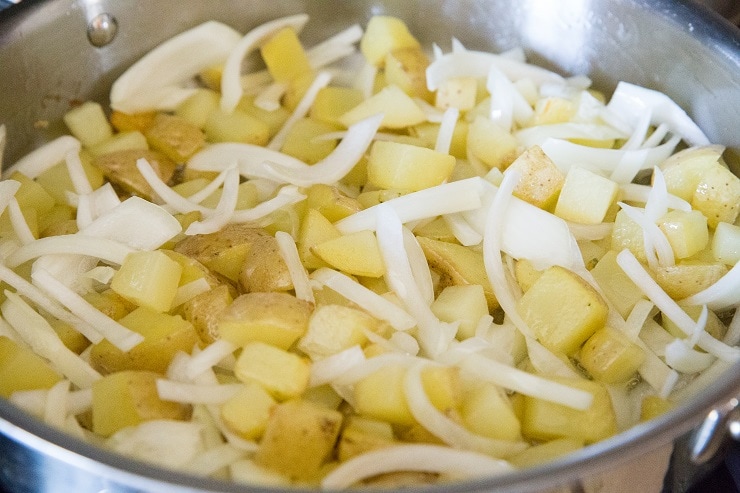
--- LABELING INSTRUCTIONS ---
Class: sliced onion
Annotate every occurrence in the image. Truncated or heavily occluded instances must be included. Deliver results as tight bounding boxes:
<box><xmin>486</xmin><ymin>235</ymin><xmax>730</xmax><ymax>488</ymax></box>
<box><xmin>0</xmin><ymin>180</ymin><xmax>20</xmax><ymax>216</ymax></box>
<box><xmin>156</xmin><ymin>379</ymin><xmax>241</xmax><ymax>404</ymax></box>
<box><xmin>621</xmin><ymin>184</ymin><xmax>691</xmax><ymax>212</ymax></box>
<box><xmin>229</xmin><ymin>185</ymin><xmax>305</xmax><ymax>223</ymax></box>
<box><xmin>188</xmin><ymin>443</ymin><xmax>247</xmax><ymax>477</ymax></box>
<box><xmin>7</xmin><ymin>198</ymin><xmax>35</xmax><ymax>245</ymax></box>
<box><xmin>515</xmin><ymin>123</ymin><xmax>626</xmax><ymax>148</ymax></box>
<box><xmin>170</xmin><ymin>278</ymin><xmax>212</xmax><ymax>309</ymax></box>
<box><xmin>254</xmin><ymin>82</ymin><xmax>288</xmax><ymax>112</ymax></box>
<box><xmin>3</xmin><ymin>136</ymin><xmax>80</xmax><ymax>179</ymax></box>
<box><xmin>64</xmin><ymin>150</ymin><xmax>93</xmax><ymax>195</ymax></box>
<box><xmin>309</xmin><ymin>345</ymin><xmax>366</xmax><ymax>387</ymax></box>
<box><xmin>305</xmin><ymin>24</ymin><xmax>363</xmax><ymax>68</ymax></box>
<box><xmin>275</xmin><ymin>231</ymin><xmax>314</xmax><ymax>303</ymax></box>
<box><xmin>186</xmin><ymin>340</ymin><xmax>238</xmax><ymax>380</ymax></box>
<box><xmin>185</xmin><ymin>165</ymin><xmax>240</xmax><ymax>235</ymax></box>
<box><xmin>442</xmin><ymin>213</ymin><xmax>483</xmax><ymax>246</ymax></box>
<box><xmin>435</xmin><ymin>107</ymin><xmax>459</xmax><ymax>154</ymax></box>
<box><xmin>188</xmin><ymin>142</ymin><xmax>305</xmax><ymax>177</ymax></box>
<box><xmin>682</xmin><ymin>260</ymin><xmax>740</xmax><ymax>311</ymax></box>
<box><xmin>5</xmin><ymin>235</ymin><xmax>135</xmax><ymax>268</ymax></box>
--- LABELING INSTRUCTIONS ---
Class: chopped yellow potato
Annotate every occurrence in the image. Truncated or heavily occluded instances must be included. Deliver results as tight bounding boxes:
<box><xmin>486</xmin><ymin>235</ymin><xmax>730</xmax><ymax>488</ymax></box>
<box><xmin>578</xmin><ymin>326</ymin><xmax>645</xmax><ymax>383</ymax></box>
<box><xmin>312</xmin><ymin>230</ymin><xmax>385</xmax><ymax>278</ymax></box>
<box><xmin>360</xmin><ymin>15</ymin><xmax>420</xmax><ymax>66</ymax></box>
<box><xmin>111</xmin><ymin>250</ymin><xmax>183</xmax><ymax>312</ymax></box>
<box><xmin>339</xmin><ymin>85</ymin><xmax>426</xmax><ymax>129</ymax></box>
<box><xmin>64</xmin><ymin>101</ymin><xmax>114</xmax><ymax>148</ymax></box>
<box><xmin>234</xmin><ymin>342</ymin><xmax>311</xmax><ymax>401</ymax></box>
<box><xmin>366</xmin><ymin>140</ymin><xmax>456</xmax><ymax>192</ymax></box>
<box><xmin>0</xmin><ymin>336</ymin><xmax>62</xmax><ymax>398</ymax></box>
<box><xmin>221</xmin><ymin>382</ymin><xmax>277</xmax><ymax>440</ymax></box>
<box><xmin>260</xmin><ymin>27</ymin><xmax>312</xmax><ymax>82</ymax></box>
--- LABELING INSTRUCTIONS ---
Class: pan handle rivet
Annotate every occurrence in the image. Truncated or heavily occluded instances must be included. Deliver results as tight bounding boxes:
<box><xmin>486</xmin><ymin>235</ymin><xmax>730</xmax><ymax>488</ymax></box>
<box><xmin>87</xmin><ymin>13</ymin><xmax>118</xmax><ymax>48</ymax></box>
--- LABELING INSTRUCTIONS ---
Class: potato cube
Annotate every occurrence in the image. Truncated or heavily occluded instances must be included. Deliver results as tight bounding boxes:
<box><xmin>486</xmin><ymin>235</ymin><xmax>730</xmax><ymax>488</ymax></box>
<box><xmin>200</xmin><ymin>181</ymin><xmax>259</xmax><ymax>210</ymax></box>
<box><xmin>354</xmin><ymin>364</ymin><xmax>415</xmax><ymax>426</ymax></box>
<box><xmin>431</xmin><ymin>284</ymin><xmax>489</xmax><ymax>340</ymax></box>
<box><xmin>234</xmin><ymin>342</ymin><xmax>310</xmax><ymax>400</ymax></box>
<box><xmin>110</xmin><ymin>110</ymin><xmax>157</xmax><ymax>133</ymax></box>
<box><xmin>659</xmin><ymin>145</ymin><xmax>723</xmax><ymax>201</ymax></box>
<box><xmin>417</xmin><ymin>236</ymin><xmax>499</xmax><ymax>310</ymax></box>
<box><xmin>297</xmin><ymin>209</ymin><xmax>341</xmax><ymax>270</ymax></box>
<box><xmin>640</xmin><ymin>395</ymin><xmax>674</xmax><ymax>421</ymax></box>
<box><xmin>366</xmin><ymin>140</ymin><xmax>456</xmax><ymax>192</ymax></box>
<box><xmin>8</xmin><ymin>171</ymin><xmax>55</xmax><ymax>217</ymax></box>
<box><xmin>282</xmin><ymin>71</ymin><xmax>317</xmax><ymax>111</ymax></box>
<box><xmin>662</xmin><ymin>304</ymin><xmax>727</xmax><ymax>342</ymax></box>
<box><xmin>37</xmin><ymin>204</ymin><xmax>75</xmax><ymax>237</ymax></box>
<box><xmin>237</xmin><ymin>97</ymin><xmax>291</xmax><ymax>138</ymax></box>
<box><xmin>466</xmin><ymin>116</ymin><xmax>520</xmax><ymax>170</ymax></box>
<box><xmin>305</xmin><ymin>184</ymin><xmax>363</xmax><ymax>222</ymax></box>
<box><xmin>590</xmin><ymin>250</ymin><xmax>645</xmax><ymax>319</ymax></box>
<box><xmin>521</xmin><ymin>377</ymin><xmax>616</xmax><ymax>443</ymax></box>
<box><xmin>712</xmin><ymin>222</ymin><xmax>740</xmax><ymax>265</ymax></box>
<box><xmin>338</xmin><ymin>415</ymin><xmax>395</xmax><ymax>461</ymax></box>
<box><xmin>657</xmin><ymin>209</ymin><xmax>709</xmax><ymax>260</ymax></box>
<box><xmin>48</xmin><ymin>318</ymin><xmax>90</xmax><ymax>354</ymax></box>
<box><xmin>218</xmin><ymin>292</ymin><xmax>312</xmax><ymax>350</ymax></box>
<box><xmin>435</xmin><ymin>76</ymin><xmax>478</xmax><ymax>111</ymax></box>
<box><xmin>412</xmin><ymin>120</ymin><xmax>469</xmax><ymax>160</ymax></box>
<box><xmin>255</xmin><ymin>399</ymin><xmax>343</xmax><ymax>481</ymax></box>
<box><xmin>63</xmin><ymin>101</ymin><xmax>113</xmax><ymax>148</ymax></box>
<box><xmin>221</xmin><ymin>382</ymin><xmax>276</xmax><ymax>439</ymax></box>
<box><xmin>531</xmin><ymin>97</ymin><xmax>575</xmax><ymax>125</ymax></box>
<box><xmin>181</xmin><ymin>284</ymin><xmax>234</xmax><ymax>344</ymax></box>
<box><xmin>578</xmin><ymin>327</ymin><xmax>645</xmax><ymax>383</ymax></box>
<box><xmin>384</xmin><ymin>47</ymin><xmax>433</xmax><ymax>102</ymax></box>
<box><xmin>280</xmin><ymin>118</ymin><xmax>339</xmax><ymax>164</ymax></box>
<box><xmin>92</xmin><ymin>149</ymin><xmax>176</xmax><ymax>201</ymax></box>
<box><xmin>89</xmin><ymin>130</ymin><xmax>149</xmax><ymax>157</ymax></box>
<box><xmin>145</xmin><ymin>113</ymin><xmax>205</xmax><ymax>163</ymax></box>
<box><xmin>509</xmin><ymin>438</ymin><xmax>584</xmax><ymax>468</ymax></box>
<box><xmin>654</xmin><ymin>261</ymin><xmax>727</xmax><ymax>300</ymax></box>
<box><xmin>360</xmin><ymin>16</ymin><xmax>420</xmax><ymax>66</ymax></box>
<box><xmin>83</xmin><ymin>289</ymin><xmax>133</xmax><ymax>321</ymax></box>
<box><xmin>91</xmin><ymin>370</ymin><xmax>188</xmax><ymax>437</ymax></box>
<box><xmin>111</xmin><ymin>250</ymin><xmax>183</xmax><ymax>312</ymax></box>
<box><xmin>260</xmin><ymin>27</ymin><xmax>312</xmax><ymax>82</ymax></box>
<box><xmin>460</xmin><ymin>383</ymin><xmax>521</xmax><ymax>442</ymax></box>
<box><xmin>298</xmin><ymin>304</ymin><xmax>373</xmax><ymax>358</ymax></box>
<box><xmin>204</xmin><ymin>108</ymin><xmax>270</xmax><ymax>146</ymax></box>
<box><xmin>339</xmin><ymin>85</ymin><xmax>426</xmax><ymax>129</ymax></box>
<box><xmin>312</xmin><ymin>230</ymin><xmax>385</xmax><ymax>278</ymax></box>
<box><xmin>310</xmin><ymin>86</ymin><xmax>365</xmax><ymax>127</ymax></box>
<box><xmin>611</xmin><ymin>209</ymin><xmax>646</xmax><ymax>263</ymax></box>
<box><xmin>555</xmin><ymin>167</ymin><xmax>619</xmax><ymax>224</ymax></box>
<box><xmin>691</xmin><ymin>163</ymin><xmax>740</xmax><ymax>228</ymax></box>
<box><xmin>422</xmin><ymin>365</ymin><xmax>462</xmax><ymax>412</ymax></box>
<box><xmin>36</xmin><ymin>158</ymin><xmax>104</xmax><ymax>204</ymax></box>
<box><xmin>508</xmin><ymin>145</ymin><xmax>566</xmax><ymax>210</ymax></box>
<box><xmin>517</xmin><ymin>265</ymin><xmax>608</xmax><ymax>354</ymax></box>
<box><xmin>514</xmin><ymin>258</ymin><xmax>543</xmax><ymax>293</ymax></box>
<box><xmin>90</xmin><ymin>307</ymin><xmax>200</xmax><ymax>374</ymax></box>
<box><xmin>175</xmin><ymin>89</ymin><xmax>220</xmax><ymax>129</ymax></box>
<box><xmin>0</xmin><ymin>336</ymin><xmax>62</xmax><ymax>398</ymax></box>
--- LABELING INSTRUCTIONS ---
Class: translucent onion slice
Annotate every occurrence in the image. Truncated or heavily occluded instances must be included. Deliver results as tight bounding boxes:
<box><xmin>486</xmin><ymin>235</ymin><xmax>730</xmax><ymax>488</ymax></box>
<box><xmin>7</xmin><ymin>198</ymin><xmax>35</xmax><ymax>245</ymax></box>
<box><xmin>404</xmin><ymin>362</ymin><xmax>528</xmax><ymax>457</ymax></box>
<box><xmin>621</xmin><ymin>183</ymin><xmax>691</xmax><ymax>212</ymax></box>
<box><xmin>2</xmin><ymin>135</ymin><xmax>80</xmax><ymax>179</ymax></box>
<box><xmin>185</xmin><ymin>166</ymin><xmax>240</xmax><ymax>235</ymax></box>
<box><xmin>442</xmin><ymin>213</ymin><xmax>483</xmax><ymax>246</ymax></box>
<box><xmin>310</xmin><ymin>268</ymin><xmax>416</xmax><ymax>331</ymax></box>
<box><xmin>43</xmin><ymin>379</ymin><xmax>70</xmax><ymax>429</ymax></box>
<box><xmin>229</xmin><ymin>185</ymin><xmax>306</xmax><ymax>223</ymax></box>
<box><xmin>275</xmin><ymin>231</ymin><xmax>314</xmax><ymax>303</ymax></box>
<box><xmin>515</xmin><ymin>123</ymin><xmax>627</xmax><ymax>149</ymax></box>
<box><xmin>107</xmin><ymin>420</ymin><xmax>204</xmax><ymax>471</ymax></box>
<box><xmin>321</xmin><ymin>444</ymin><xmax>514</xmax><ymax>489</ymax></box>
<box><xmin>220</xmin><ymin>14</ymin><xmax>310</xmax><ymax>113</ymax></box>
<box><xmin>64</xmin><ymin>150</ymin><xmax>93</xmax><ymax>195</ymax></box>
<box><xmin>566</xmin><ymin>221</ymin><xmax>613</xmax><ymax>241</ymax></box>
<box><xmin>188</xmin><ymin>142</ymin><xmax>304</xmax><ymax>177</ymax></box>
<box><xmin>305</xmin><ymin>24</ymin><xmax>363</xmax><ymax>68</ymax></box>
<box><xmin>309</xmin><ymin>345</ymin><xmax>366</xmax><ymax>387</ymax></box>
<box><xmin>5</xmin><ymin>235</ymin><xmax>135</xmax><ymax>268</ymax></box>
<box><xmin>682</xmin><ymin>261</ymin><xmax>740</xmax><ymax>311</ymax></box>
<box><xmin>156</xmin><ymin>379</ymin><xmax>241</xmax><ymax>404</ymax></box>
<box><xmin>605</xmin><ymin>81</ymin><xmax>710</xmax><ymax>147</ymax></box>
<box><xmin>618</xmin><ymin>202</ymin><xmax>674</xmax><ymax>270</ymax></box>
<box><xmin>616</xmin><ymin>249</ymin><xmax>740</xmax><ymax>362</ymax></box>
<box><xmin>336</xmin><ymin>177</ymin><xmax>484</xmax><ymax>234</ymax></box>
<box><xmin>0</xmin><ymin>180</ymin><xmax>20</xmax><ymax>216</ymax></box>
<box><xmin>254</xmin><ymin>82</ymin><xmax>288</xmax><ymax>112</ymax></box>
<box><xmin>1</xmin><ymin>291</ymin><xmax>101</xmax><ymax>389</ymax></box>
<box><xmin>435</xmin><ymin>107</ymin><xmax>459</xmax><ymax>154</ymax></box>
<box><xmin>186</xmin><ymin>340</ymin><xmax>238</xmax><ymax>380</ymax></box>
<box><xmin>263</xmin><ymin>113</ymin><xmax>382</xmax><ymax>186</ymax></box>
<box><xmin>170</xmin><ymin>278</ymin><xmax>211</xmax><ymax>309</ymax></box>
<box><xmin>137</xmin><ymin>158</ymin><xmax>211</xmax><ymax>214</ymax></box>
<box><xmin>189</xmin><ymin>443</ymin><xmax>247</xmax><ymax>477</ymax></box>
<box><xmin>112</xmin><ymin>21</ymin><xmax>243</xmax><ymax>113</ymax></box>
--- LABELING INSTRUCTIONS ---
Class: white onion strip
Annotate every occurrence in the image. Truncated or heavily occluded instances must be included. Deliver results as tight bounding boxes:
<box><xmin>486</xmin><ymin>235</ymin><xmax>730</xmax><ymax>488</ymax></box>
<box><xmin>321</xmin><ymin>444</ymin><xmax>514</xmax><ymax>489</ymax></box>
<box><xmin>156</xmin><ymin>379</ymin><xmax>241</xmax><ymax>404</ymax></box>
<box><xmin>7</xmin><ymin>198</ymin><xmax>35</xmax><ymax>245</ymax></box>
<box><xmin>0</xmin><ymin>179</ymin><xmax>21</xmax><ymax>216</ymax></box>
<box><xmin>170</xmin><ymin>278</ymin><xmax>212</xmax><ymax>309</ymax></box>
<box><xmin>435</xmin><ymin>108</ymin><xmax>459</xmax><ymax>154</ymax></box>
<box><xmin>229</xmin><ymin>186</ymin><xmax>305</xmax><ymax>223</ymax></box>
<box><xmin>3</xmin><ymin>135</ymin><xmax>81</xmax><ymax>179</ymax></box>
<box><xmin>188</xmin><ymin>443</ymin><xmax>246</xmax><ymax>477</ymax></box>
<box><xmin>185</xmin><ymin>166</ymin><xmax>240</xmax><ymax>235</ymax></box>
<box><xmin>44</xmin><ymin>379</ymin><xmax>70</xmax><ymax>429</ymax></box>
<box><xmin>186</xmin><ymin>340</ymin><xmax>238</xmax><ymax>380</ymax></box>
<box><xmin>136</xmin><ymin>158</ymin><xmax>211</xmax><ymax>214</ymax></box>
<box><xmin>682</xmin><ymin>260</ymin><xmax>740</xmax><ymax>311</ymax></box>
<box><xmin>220</xmin><ymin>14</ymin><xmax>310</xmax><ymax>113</ymax></box>
<box><xmin>31</xmin><ymin>268</ymin><xmax>144</xmax><ymax>352</ymax></box>
<box><xmin>275</xmin><ymin>231</ymin><xmax>314</xmax><ymax>303</ymax></box>
<box><xmin>254</xmin><ymin>82</ymin><xmax>288</xmax><ymax>112</ymax></box>
<box><xmin>309</xmin><ymin>345</ymin><xmax>366</xmax><ymax>388</ymax></box>
<box><xmin>621</xmin><ymin>183</ymin><xmax>691</xmax><ymax>212</ymax></box>
<box><xmin>64</xmin><ymin>150</ymin><xmax>93</xmax><ymax>195</ymax></box>
<box><xmin>335</xmin><ymin>177</ymin><xmax>484</xmax><ymax>234</ymax></box>
<box><xmin>305</xmin><ymin>24</ymin><xmax>363</xmax><ymax>68</ymax></box>
<box><xmin>442</xmin><ymin>213</ymin><xmax>483</xmax><ymax>246</ymax></box>
<box><xmin>616</xmin><ymin>249</ymin><xmax>740</xmax><ymax>362</ymax></box>
<box><xmin>188</xmin><ymin>142</ymin><xmax>305</xmax><ymax>177</ymax></box>
<box><xmin>310</xmin><ymin>268</ymin><xmax>416</xmax><ymax>331</ymax></box>
<box><xmin>5</xmin><ymin>235</ymin><xmax>135</xmax><ymax>268</ymax></box>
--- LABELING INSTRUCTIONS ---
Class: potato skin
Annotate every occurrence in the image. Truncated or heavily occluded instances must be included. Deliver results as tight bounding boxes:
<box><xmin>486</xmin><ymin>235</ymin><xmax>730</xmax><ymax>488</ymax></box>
<box><xmin>93</xmin><ymin>149</ymin><xmax>176</xmax><ymax>201</ymax></box>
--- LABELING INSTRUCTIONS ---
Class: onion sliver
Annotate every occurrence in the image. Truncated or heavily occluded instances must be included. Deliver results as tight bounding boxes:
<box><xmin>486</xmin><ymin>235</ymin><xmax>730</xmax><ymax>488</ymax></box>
<box><xmin>3</xmin><ymin>136</ymin><xmax>81</xmax><ymax>179</ymax></box>
<box><xmin>5</xmin><ymin>235</ymin><xmax>135</xmax><ymax>268</ymax></box>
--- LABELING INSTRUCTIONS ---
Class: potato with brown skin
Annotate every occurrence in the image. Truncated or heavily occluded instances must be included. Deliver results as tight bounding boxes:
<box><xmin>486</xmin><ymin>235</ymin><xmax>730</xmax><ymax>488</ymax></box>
<box><xmin>145</xmin><ymin>113</ymin><xmax>205</xmax><ymax>163</ymax></box>
<box><xmin>92</xmin><ymin>148</ymin><xmax>176</xmax><ymax>201</ymax></box>
<box><xmin>239</xmin><ymin>233</ymin><xmax>293</xmax><ymax>293</ymax></box>
<box><xmin>181</xmin><ymin>284</ymin><xmax>234</xmax><ymax>343</ymax></box>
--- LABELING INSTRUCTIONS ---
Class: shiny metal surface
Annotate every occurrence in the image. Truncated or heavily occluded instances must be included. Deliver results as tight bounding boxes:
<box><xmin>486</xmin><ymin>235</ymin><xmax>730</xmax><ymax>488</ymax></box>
<box><xmin>0</xmin><ymin>1</ymin><xmax>739</xmax><ymax>492</ymax></box>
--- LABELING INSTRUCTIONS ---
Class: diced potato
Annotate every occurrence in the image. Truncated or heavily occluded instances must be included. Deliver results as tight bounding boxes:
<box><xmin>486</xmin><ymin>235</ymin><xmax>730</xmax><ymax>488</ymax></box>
<box><xmin>384</xmin><ymin>47</ymin><xmax>433</xmax><ymax>102</ymax></box>
<box><xmin>360</xmin><ymin>16</ymin><xmax>420</xmax><ymax>66</ymax></box>
<box><xmin>312</xmin><ymin>230</ymin><xmax>385</xmax><ymax>278</ymax></box>
<box><xmin>435</xmin><ymin>76</ymin><xmax>478</xmax><ymax>111</ymax></box>
<box><xmin>417</xmin><ymin>236</ymin><xmax>499</xmax><ymax>310</ymax></box>
<box><xmin>337</xmin><ymin>415</ymin><xmax>395</xmax><ymax>461</ymax></box>
<box><xmin>422</xmin><ymin>365</ymin><xmax>462</xmax><ymax>412</ymax></box>
<box><xmin>514</xmin><ymin>258</ymin><xmax>543</xmax><ymax>293</ymax></box>
<box><xmin>92</xmin><ymin>149</ymin><xmax>176</xmax><ymax>201</ymax></box>
<box><xmin>517</xmin><ymin>265</ymin><xmax>608</xmax><ymax>354</ymax></box>
<box><xmin>611</xmin><ymin>209</ymin><xmax>646</xmax><ymax>263</ymax></box>
<box><xmin>659</xmin><ymin>145</ymin><xmax>723</xmax><ymax>201</ymax></box>
<box><xmin>297</xmin><ymin>209</ymin><xmax>342</xmax><ymax>269</ymax></box>
<box><xmin>260</xmin><ymin>27</ymin><xmax>312</xmax><ymax>82</ymax></box>
<box><xmin>7</xmin><ymin>171</ymin><xmax>55</xmax><ymax>216</ymax></box>
<box><xmin>460</xmin><ymin>383</ymin><xmax>521</xmax><ymax>442</ymax></box>
<box><xmin>283</xmin><ymin>71</ymin><xmax>317</xmax><ymax>111</ymax></box>
<box><xmin>467</xmin><ymin>116</ymin><xmax>520</xmax><ymax>170</ymax></box>
<box><xmin>204</xmin><ymin>108</ymin><xmax>270</xmax><ymax>146</ymax></box>
<box><xmin>280</xmin><ymin>118</ymin><xmax>340</xmax><ymax>164</ymax></box>
<box><xmin>255</xmin><ymin>399</ymin><xmax>343</xmax><ymax>482</ymax></box>
<box><xmin>305</xmin><ymin>184</ymin><xmax>363</xmax><ymax>222</ymax></box>
<box><xmin>530</xmin><ymin>97</ymin><xmax>575</xmax><ymax>125</ymax></box>
<box><xmin>37</xmin><ymin>204</ymin><xmax>75</xmax><ymax>237</ymax></box>
<box><xmin>239</xmin><ymin>233</ymin><xmax>293</xmax><ymax>293</ymax></box>
<box><xmin>662</xmin><ymin>304</ymin><xmax>727</xmax><ymax>341</ymax></box>
<box><xmin>412</xmin><ymin>120</ymin><xmax>469</xmax><ymax>160</ymax></box>
<box><xmin>555</xmin><ymin>167</ymin><xmax>619</xmax><ymax>224</ymax></box>
<box><xmin>145</xmin><ymin>113</ymin><xmax>205</xmax><ymax>162</ymax></box>
<box><xmin>160</xmin><ymin>249</ymin><xmax>221</xmax><ymax>287</ymax></box>
<box><xmin>91</xmin><ymin>370</ymin><xmax>188</xmax><ymax>437</ymax></box>
<box><xmin>354</xmin><ymin>363</ymin><xmax>415</xmax><ymax>426</ymax></box>
<box><xmin>412</xmin><ymin>216</ymin><xmax>457</xmax><ymax>243</ymax></box>
<box><xmin>509</xmin><ymin>438</ymin><xmax>584</xmax><ymax>468</ymax></box>
<box><xmin>200</xmin><ymin>181</ymin><xmax>259</xmax><ymax>210</ymax></box>
<box><xmin>63</xmin><ymin>101</ymin><xmax>113</xmax><ymax>148</ymax></box>
<box><xmin>521</xmin><ymin>377</ymin><xmax>616</xmax><ymax>443</ymax></box>
<box><xmin>508</xmin><ymin>145</ymin><xmax>565</xmax><ymax>210</ymax></box>
<box><xmin>654</xmin><ymin>261</ymin><xmax>727</xmax><ymax>300</ymax></box>
<box><xmin>712</xmin><ymin>221</ymin><xmax>740</xmax><ymax>265</ymax></box>
<box><xmin>366</xmin><ymin>140</ymin><xmax>456</xmax><ymax>192</ymax></box>
<box><xmin>221</xmin><ymin>382</ymin><xmax>277</xmax><ymax>439</ymax></box>
<box><xmin>657</xmin><ymin>209</ymin><xmax>709</xmax><ymax>259</ymax></box>
<box><xmin>90</xmin><ymin>307</ymin><xmax>200</xmax><ymax>374</ymax></box>
<box><xmin>310</xmin><ymin>86</ymin><xmax>365</xmax><ymax>127</ymax></box>
<box><xmin>181</xmin><ymin>284</ymin><xmax>234</xmax><ymax>344</ymax></box>
<box><xmin>110</xmin><ymin>110</ymin><xmax>157</xmax><ymax>133</ymax></box>
<box><xmin>36</xmin><ymin>157</ymin><xmax>104</xmax><ymax>204</ymax></box>
<box><xmin>298</xmin><ymin>304</ymin><xmax>373</xmax><ymax>358</ymax></box>
<box><xmin>237</xmin><ymin>97</ymin><xmax>291</xmax><ymax>138</ymax></box>
<box><xmin>691</xmin><ymin>163</ymin><xmax>740</xmax><ymax>228</ymax></box>
<box><xmin>430</xmin><ymin>284</ymin><xmax>488</xmax><ymax>340</ymax></box>
<box><xmin>89</xmin><ymin>130</ymin><xmax>149</xmax><ymax>157</ymax></box>
<box><xmin>590</xmin><ymin>250</ymin><xmax>645</xmax><ymax>319</ymax></box>
<box><xmin>83</xmin><ymin>289</ymin><xmax>133</xmax><ymax>321</ymax></box>
<box><xmin>0</xmin><ymin>197</ymin><xmax>38</xmax><ymax>239</ymax></box>
<box><xmin>234</xmin><ymin>342</ymin><xmax>311</xmax><ymax>400</ymax></box>
<box><xmin>578</xmin><ymin>327</ymin><xmax>645</xmax><ymax>383</ymax></box>
<box><xmin>175</xmin><ymin>89</ymin><xmax>220</xmax><ymax>129</ymax></box>
<box><xmin>339</xmin><ymin>85</ymin><xmax>426</xmax><ymax>129</ymax></box>
<box><xmin>640</xmin><ymin>395</ymin><xmax>675</xmax><ymax>421</ymax></box>
<box><xmin>48</xmin><ymin>318</ymin><xmax>90</xmax><ymax>354</ymax></box>
<box><xmin>218</xmin><ymin>292</ymin><xmax>312</xmax><ymax>350</ymax></box>
<box><xmin>0</xmin><ymin>336</ymin><xmax>62</xmax><ymax>398</ymax></box>
<box><xmin>111</xmin><ymin>250</ymin><xmax>183</xmax><ymax>312</ymax></box>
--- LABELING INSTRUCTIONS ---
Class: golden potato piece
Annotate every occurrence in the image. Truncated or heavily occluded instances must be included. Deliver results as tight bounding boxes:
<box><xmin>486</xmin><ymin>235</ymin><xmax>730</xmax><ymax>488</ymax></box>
<box><xmin>92</xmin><ymin>149</ymin><xmax>176</xmax><ymax>201</ymax></box>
